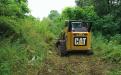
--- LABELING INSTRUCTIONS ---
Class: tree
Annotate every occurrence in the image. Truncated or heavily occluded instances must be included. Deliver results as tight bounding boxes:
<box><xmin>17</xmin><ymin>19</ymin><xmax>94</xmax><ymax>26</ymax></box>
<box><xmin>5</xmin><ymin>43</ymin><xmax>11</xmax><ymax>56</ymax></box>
<box><xmin>61</xmin><ymin>6</ymin><xmax>97</xmax><ymax>21</ymax></box>
<box><xmin>61</xmin><ymin>7</ymin><xmax>83</xmax><ymax>20</ymax></box>
<box><xmin>48</xmin><ymin>10</ymin><xmax>60</xmax><ymax>20</ymax></box>
<box><xmin>93</xmin><ymin>0</ymin><xmax>121</xmax><ymax>16</ymax></box>
<box><xmin>75</xmin><ymin>0</ymin><xmax>93</xmax><ymax>7</ymax></box>
<box><xmin>0</xmin><ymin>0</ymin><xmax>29</xmax><ymax>17</ymax></box>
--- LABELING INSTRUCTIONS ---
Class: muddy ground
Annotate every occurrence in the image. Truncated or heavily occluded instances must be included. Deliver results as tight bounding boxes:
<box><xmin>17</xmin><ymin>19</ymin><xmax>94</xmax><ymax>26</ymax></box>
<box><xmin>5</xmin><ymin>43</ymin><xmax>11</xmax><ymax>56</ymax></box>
<box><xmin>37</xmin><ymin>48</ymin><xmax>112</xmax><ymax>75</ymax></box>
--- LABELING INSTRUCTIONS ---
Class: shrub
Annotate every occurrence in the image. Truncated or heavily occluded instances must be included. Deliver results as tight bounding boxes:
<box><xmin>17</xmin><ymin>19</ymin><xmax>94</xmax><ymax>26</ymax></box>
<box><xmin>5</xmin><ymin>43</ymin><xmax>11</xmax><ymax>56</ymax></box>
<box><xmin>92</xmin><ymin>33</ymin><xmax>121</xmax><ymax>63</ymax></box>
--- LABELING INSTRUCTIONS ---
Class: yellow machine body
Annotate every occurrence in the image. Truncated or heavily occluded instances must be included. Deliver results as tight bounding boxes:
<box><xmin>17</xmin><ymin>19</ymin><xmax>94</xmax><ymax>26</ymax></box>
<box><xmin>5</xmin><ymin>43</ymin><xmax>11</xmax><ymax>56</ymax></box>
<box><xmin>56</xmin><ymin>20</ymin><xmax>92</xmax><ymax>56</ymax></box>
<box><xmin>66</xmin><ymin>32</ymin><xmax>91</xmax><ymax>51</ymax></box>
<box><xmin>64</xmin><ymin>20</ymin><xmax>92</xmax><ymax>51</ymax></box>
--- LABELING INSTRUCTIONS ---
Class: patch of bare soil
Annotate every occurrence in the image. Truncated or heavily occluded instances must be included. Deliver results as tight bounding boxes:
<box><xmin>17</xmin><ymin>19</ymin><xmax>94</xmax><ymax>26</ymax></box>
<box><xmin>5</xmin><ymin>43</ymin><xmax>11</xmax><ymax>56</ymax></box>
<box><xmin>38</xmin><ymin>50</ymin><xmax>110</xmax><ymax>75</ymax></box>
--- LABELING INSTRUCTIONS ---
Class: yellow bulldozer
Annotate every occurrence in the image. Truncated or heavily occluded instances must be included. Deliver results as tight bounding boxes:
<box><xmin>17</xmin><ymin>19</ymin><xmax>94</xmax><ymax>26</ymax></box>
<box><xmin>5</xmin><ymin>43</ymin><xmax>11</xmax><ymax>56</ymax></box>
<box><xmin>56</xmin><ymin>20</ymin><xmax>93</xmax><ymax>56</ymax></box>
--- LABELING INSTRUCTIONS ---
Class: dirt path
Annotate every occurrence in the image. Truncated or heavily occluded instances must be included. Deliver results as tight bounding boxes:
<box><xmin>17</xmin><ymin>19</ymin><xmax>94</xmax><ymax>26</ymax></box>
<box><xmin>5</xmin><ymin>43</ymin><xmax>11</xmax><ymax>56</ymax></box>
<box><xmin>38</xmin><ymin>49</ymin><xmax>110</xmax><ymax>75</ymax></box>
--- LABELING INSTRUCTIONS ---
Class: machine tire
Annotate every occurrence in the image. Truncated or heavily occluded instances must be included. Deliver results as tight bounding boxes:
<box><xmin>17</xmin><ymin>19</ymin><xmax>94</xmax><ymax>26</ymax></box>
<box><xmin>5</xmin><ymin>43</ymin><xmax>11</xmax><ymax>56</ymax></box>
<box><xmin>87</xmin><ymin>50</ymin><xmax>94</xmax><ymax>55</ymax></box>
<box><xmin>57</xmin><ymin>45</ymin><xmax>68</xmax><ymax>56</ymax></box>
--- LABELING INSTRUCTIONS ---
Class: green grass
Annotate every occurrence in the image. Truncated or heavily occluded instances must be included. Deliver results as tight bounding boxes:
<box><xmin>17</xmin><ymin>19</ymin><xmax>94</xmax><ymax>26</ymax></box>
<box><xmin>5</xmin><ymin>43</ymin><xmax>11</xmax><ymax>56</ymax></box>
<box><xmin>0</xmin><ymin>17</ymin><xmax>56</xmax><ymax>75</ymax></box>
<box><xmin>92</xmin><ymin>33</ymin><xmax>121</xmax><ymax>75</ymax></box>
<box><xmin>92</xmin><ymin>33</ymin><xmax>121</xmax><ymax>63</ymax></box>
<box><xmin>108</xmin><ymin>68</ymin><xmax>121</xmax><ymax>75</ymax></box>
<box><xmin>0</xmin><ymin>39</ymin><xmax>27</xmax><ymax>75</ymax></box>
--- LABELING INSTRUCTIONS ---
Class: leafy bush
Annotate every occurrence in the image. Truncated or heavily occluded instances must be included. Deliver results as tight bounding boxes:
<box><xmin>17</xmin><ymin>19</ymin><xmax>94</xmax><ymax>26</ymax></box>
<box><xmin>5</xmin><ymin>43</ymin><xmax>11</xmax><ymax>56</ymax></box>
<box><xmin>0</xmin><ymin>16</ymin><xmax>55</xmax><ymax>75</ymax></box>
<box><xmin>92</xmin><ymin>33</ymin><xmax>121</xmax><ymax>63</ymax></box>
<box><xmin>110</xmin><ymin>34</ymin><xmax>121</xmax><ymax>44</ymax></box>
<box><xmin>0</xmin><ymin>16</ymin><xmax>20</xmax><ymax>38</ymax></box>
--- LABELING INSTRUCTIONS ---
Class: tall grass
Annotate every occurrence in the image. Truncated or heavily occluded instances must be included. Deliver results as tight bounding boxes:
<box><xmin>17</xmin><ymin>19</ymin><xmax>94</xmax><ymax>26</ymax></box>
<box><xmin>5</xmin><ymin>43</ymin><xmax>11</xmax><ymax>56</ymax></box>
<box><xmin>92</xmin><ymin>33</ymin><xmax>121</xmax><ymax>63</ymax></box>
<box><xmin>92</xmin><ymin>33</ymin><xmax>121</xmax><ymax>74</ymax></box>
<box><xmin>0</xmin><ymin>39</ymin><xmax>28</xmax><ymax>75</ymax></box>
<box><xmin>0</xmin><ymin>17</ymin><xmax>55</xmax><ymax>75</ymax></box>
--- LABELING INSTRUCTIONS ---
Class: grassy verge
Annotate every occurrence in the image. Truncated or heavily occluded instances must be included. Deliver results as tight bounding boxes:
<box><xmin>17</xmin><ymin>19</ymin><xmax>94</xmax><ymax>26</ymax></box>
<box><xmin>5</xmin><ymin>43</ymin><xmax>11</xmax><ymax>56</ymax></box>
<box><xmin>92</xmin><ymin>33</ymin><xmax>121</xmax><ymax>75</ymax></box>
<box><xmin>0</xmin><ymin>17</ymin><xmax>55</xmax><ymax>75</ymax></box>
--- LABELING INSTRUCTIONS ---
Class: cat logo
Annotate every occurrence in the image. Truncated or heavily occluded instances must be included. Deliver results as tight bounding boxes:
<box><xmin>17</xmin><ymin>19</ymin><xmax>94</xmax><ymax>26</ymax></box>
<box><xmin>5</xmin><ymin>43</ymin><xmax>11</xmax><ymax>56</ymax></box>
<box><xmin>74</xmin><ymin>37</ymin><xmax>87</xmax><ymax>46</ymax></box>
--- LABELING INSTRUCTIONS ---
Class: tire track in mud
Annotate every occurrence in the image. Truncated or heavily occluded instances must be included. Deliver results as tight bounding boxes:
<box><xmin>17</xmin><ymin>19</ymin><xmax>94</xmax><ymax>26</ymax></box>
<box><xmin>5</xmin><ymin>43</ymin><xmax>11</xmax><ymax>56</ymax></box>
<box><xmin>38</xmin><ymin>50</ymin><xmax>110</xmax><ymax>75</ymax></box>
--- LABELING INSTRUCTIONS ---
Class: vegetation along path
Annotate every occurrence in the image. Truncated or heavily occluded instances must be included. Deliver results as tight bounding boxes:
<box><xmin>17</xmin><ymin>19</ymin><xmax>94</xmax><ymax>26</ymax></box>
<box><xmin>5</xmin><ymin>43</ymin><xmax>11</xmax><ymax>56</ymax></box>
<box><xmin>1</xmin><ymin>0</ymin><xmax>121</xmax><ymax>75</ymax></box>
<box><xmin>38</xmin><ymin>49</ymin><xmax>111</xmax><ymax>75</ymax></box>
